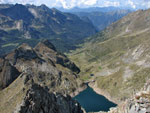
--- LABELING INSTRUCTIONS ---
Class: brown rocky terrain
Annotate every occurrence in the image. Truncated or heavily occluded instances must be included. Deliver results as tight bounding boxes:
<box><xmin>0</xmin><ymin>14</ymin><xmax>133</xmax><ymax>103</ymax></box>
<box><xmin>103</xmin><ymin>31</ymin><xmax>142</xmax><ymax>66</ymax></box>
<box><xmin>0</xmin><ymin>40</ymin><xmax>84</xmax><ymax>113</ymax></box>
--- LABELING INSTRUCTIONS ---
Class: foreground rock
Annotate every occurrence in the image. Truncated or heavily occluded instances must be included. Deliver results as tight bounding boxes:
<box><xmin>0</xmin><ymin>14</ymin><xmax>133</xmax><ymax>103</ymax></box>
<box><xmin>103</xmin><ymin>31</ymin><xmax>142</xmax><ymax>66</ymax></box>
<box><xmin>105</xmin><ymin>80</ymin><xmax>150</xmax><ymax>113</ymax></box>
<box><xmin>14</xmin><ymin>84</ymin><xmax>83</xmax><ymax>113</ymax></box>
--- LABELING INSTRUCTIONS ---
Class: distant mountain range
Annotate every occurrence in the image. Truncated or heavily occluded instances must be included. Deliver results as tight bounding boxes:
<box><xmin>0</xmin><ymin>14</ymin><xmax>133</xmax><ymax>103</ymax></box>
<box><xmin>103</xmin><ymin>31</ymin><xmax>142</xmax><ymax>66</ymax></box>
<box><xmin>0</xmin><ymin>4</ymin><xmax>97</xmax><ymax>55</ymax></box>
<box><xmin>59</xmin><ymin>6</ymin><xmax>133</xmax><ymax>13</ymax></box>
<box><xmin>59</xmin><ymin>7</ymin><xmax>131</xmax><ymax>31</ymax></box>
<box><xmin>73</xmin><ymin>10</ymin><xmax>131</xmax><ymax>31</ymax></box>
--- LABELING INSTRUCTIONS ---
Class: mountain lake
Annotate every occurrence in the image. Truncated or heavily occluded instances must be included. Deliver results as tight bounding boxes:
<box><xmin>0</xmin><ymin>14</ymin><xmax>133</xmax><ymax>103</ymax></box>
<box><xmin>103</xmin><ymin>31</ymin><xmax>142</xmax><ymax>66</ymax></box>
<box><xmin>74</xmin><ymin>85</ymin><xmax>117</xmax><ymax>112</ymax></box>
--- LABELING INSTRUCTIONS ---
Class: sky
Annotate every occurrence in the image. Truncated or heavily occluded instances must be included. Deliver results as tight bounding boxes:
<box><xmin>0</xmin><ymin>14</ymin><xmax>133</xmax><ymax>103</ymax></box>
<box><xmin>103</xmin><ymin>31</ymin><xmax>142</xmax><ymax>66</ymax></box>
<box><xmin>0</xmin><ymin>0</ymin><xmax>150</xmax><ymax>9</ymax></box>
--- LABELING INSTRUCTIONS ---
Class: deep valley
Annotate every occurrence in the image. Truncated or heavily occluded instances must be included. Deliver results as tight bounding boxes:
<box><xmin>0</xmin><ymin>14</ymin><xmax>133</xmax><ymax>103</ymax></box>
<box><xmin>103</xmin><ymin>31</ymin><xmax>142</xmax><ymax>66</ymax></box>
<box><xmin>0</xmin><ymin>2</ymin><xmax>150</xmax><ymax>113</ymax></box>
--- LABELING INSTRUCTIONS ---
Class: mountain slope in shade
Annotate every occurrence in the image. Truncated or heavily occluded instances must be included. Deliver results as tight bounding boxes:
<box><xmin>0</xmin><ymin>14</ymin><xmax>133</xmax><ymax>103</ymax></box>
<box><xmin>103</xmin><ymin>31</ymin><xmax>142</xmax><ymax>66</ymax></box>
<box><xmin>74</xmin><ymin>10</ymin><xmax>131</xmax><ymax>31</ymax></box>
<box><xmin>69</xmin><ymin>9</ymin><xmax>150</xmax><ymax>102</ymax></box>
<box><xmin>0</xmin><ymin>4</ymin><xmax>97</xmax><ymax>54</ymax></box>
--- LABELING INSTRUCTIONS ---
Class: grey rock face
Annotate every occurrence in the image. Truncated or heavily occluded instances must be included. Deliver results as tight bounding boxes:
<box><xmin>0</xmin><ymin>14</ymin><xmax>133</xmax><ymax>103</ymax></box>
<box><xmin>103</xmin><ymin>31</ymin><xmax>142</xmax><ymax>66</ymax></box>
<box><xmin>15</xmin><ymin>84</ymin><xmax>83</xmax><ymax>113</ymax></box>
<box><xmin>56</xmin><ymin>56</ymin><xmax>80</xmax><ymax>74</ymax></box>
<box><xmin>35</xmin><ymin>40</ymin><xmax>80</xmax><ymax>74</ymax></box>
<box><xmin>0</xmin><ymin>59</ymin><xmax>20</xmax><ymax>89</ymax></box>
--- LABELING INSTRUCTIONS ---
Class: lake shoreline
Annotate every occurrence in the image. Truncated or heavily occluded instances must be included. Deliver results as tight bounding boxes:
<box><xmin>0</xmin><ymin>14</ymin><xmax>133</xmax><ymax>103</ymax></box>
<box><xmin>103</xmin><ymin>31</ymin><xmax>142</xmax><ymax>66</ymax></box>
<box><xmin>88</xmin><ymin>81</ymin><xmax>120</xmax><ymax>105</ymax></box>
<box><xmin>70</xmin><ymin>81</ymin><xmax>119</xmax><ymax>104</ymax></box>
<box><xmin>70</xmin><ymin>84</ymin><xmax>88</xmax><ymax>97</ymax></box>
<box><xmin>73</xmin><ymin>83</ymin><xmax>117</xmax><ymax>112</ymax></box>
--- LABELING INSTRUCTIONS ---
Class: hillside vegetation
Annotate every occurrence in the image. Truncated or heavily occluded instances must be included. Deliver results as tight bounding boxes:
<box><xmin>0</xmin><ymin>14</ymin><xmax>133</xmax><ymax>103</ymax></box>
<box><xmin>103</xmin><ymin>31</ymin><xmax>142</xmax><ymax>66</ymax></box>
<box><xmin>69</xmin><ymin>9</ymin><xmax>150</xmax><ymax>102</ymax></box>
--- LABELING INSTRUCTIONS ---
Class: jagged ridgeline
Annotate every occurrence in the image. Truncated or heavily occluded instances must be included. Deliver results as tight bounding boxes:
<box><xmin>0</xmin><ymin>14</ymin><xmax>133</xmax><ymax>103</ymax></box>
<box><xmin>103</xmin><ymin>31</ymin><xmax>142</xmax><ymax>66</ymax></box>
<box><xmin>70</xmin><ymin>9</ymin><xmax>150</xmax><ymax>103</ymax></box>
<box><xmin>0</xmin><ymin>4</ymin><xmax>97</xmax><ymax>55</ymax></box>
<box><xmin>0</xmin><ymin>40</ymin><xmax>85</xmax><ymax>113</ymax></box>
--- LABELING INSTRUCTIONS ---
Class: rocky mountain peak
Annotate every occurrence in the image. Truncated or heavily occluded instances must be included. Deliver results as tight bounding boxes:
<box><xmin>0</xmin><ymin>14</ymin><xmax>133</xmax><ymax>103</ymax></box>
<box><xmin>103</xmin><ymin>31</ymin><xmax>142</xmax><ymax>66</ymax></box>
<box><xmin>0</xmin><ymin>40</ymin><xmax>81</xmax><ymax>95</ymax></box>
<box><xmin>39</xmin><ymin>4</ymin><xmax>50</xmax><ymax>11</ymax></box>
<box><xmin>18</xmin><ymin>43</ymin><xmax>32</xmax><ymax>50</ymax></box>
<box><xmin>34</xmin><ymin>40</ymin><xmax>80</xmax><ymax>74</ymax></box>
<box><xmin>0</xmin><ymin>3</ymin><xmax>34</xmax><ymax>22</ymax></box>
<box><xmin>40</xmin><ymin>39</ymin><xmax>57</xmax><ymax>51</ymax></box>
<box><xmin>4</xmin><ymin>43</ymin><xmax>41</xmax><ymax>67</ymax></box>
<box><xmin>14</xmin><ymin>43</ymin><xmax>39</xmax><ymax>60</ymax></box>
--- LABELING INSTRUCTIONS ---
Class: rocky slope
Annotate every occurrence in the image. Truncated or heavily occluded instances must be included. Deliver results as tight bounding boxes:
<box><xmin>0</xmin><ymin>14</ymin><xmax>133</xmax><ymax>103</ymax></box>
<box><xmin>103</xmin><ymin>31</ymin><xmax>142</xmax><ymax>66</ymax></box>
<box><xmin>69</xmin><ymin>8</ymin><xmax>150</xmax><ymax>103</ymax></box>
<box><xmin>0</xmin><ymin>4</ymin><xmax>97</xmax><ymax>54</ymax></box>
<box><xmin>14</xmin><ymin>83</ymin><xmax>83</xmax><ymax>113</ymax></box>
<box><xmin>106</xmin><ymin>80</ymin><xmax>150</xmax><ymax>113</ymax></box>
<box><xmin>0</xmin><ymin>40</ymin><xmax>85</xmax><ymax>113</ymax></box>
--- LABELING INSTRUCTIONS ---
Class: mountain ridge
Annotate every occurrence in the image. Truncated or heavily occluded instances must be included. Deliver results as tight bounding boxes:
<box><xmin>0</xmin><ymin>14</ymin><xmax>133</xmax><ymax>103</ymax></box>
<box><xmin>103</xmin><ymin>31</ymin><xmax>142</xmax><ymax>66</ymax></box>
<box><xmin>0</xmin><ymin>4</ymin><xmax>97</xmax><ymax>54</ymax></box>
<box><xmin>0</xmin><ymin>39</ymin><xmax>85</xmax><ymax>113</ymax></box>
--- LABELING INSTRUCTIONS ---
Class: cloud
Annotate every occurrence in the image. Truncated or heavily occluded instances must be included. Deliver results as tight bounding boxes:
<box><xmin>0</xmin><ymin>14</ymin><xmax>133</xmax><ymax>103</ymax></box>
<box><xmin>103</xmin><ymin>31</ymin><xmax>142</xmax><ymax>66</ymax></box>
<box><xmin>84</xmin><ymin>0</ymin><xmax>97</xmax><ymax>6</ymax></box>
<box><xmin>0</xmin><ymin>0</ymin><xmax>149</xmax><ymax>9</ymax></box>
<box><xmin>143</xmin><ymin>0</ymin><xmax>150</xmax><ymax>8</ymax></box>
<box><xmin>127</xmin><ymin>0</ymin><xmax>136</xmax><ymax>9</ymax></box>
<box><xmin>103</xmin><ymin>1</ymin><xmax>120</xmax><ymax>7</ymax></box>
<box><xmin>0</xmin><ymin>0</ymin><xmax>120</xmax><ymax>8</ymax></box>
<box><xmin>53</xmin><ymin>0</ymin><xmax>98</xmax><ymax>8</ymax></box>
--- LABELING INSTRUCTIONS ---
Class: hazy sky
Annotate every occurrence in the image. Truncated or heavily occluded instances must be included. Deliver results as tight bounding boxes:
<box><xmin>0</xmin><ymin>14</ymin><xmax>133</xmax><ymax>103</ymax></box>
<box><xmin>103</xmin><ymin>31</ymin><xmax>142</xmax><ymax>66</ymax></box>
<box><xmin>0</xmin><ymin>0</ymin><xmax>149</xmax><ymax>9</ymax></box>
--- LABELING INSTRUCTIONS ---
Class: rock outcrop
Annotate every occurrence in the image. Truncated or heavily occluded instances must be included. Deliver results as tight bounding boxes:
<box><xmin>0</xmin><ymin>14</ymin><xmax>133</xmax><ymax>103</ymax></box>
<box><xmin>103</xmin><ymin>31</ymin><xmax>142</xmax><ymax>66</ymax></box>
<box><xmin>0</xmin><ymin>40</ymin><xmax>84</xmax><ymax>113</ymax></box>
<box><xmin>0</xmin><ymin>59</ymin><xmax>20</xmax><ymax>89</ymax></box>
<box><xmin>35</xmin><ymin>39</ymin><xmax>80</xmax><ymax>74</ymax></box>
<box><xmin>106</xmin><ymin>80</ymin><xmax>150</xmax><ymax>113</ymax></box>
<box><xmin>0</xmin><ymin>40</ymin><xmax>82</xmax><ymax>93</ymax></box>
<box><xmin>14</xmin><ymin>84</ymin><xmax>83</xmax><ymax>113</ymax></box>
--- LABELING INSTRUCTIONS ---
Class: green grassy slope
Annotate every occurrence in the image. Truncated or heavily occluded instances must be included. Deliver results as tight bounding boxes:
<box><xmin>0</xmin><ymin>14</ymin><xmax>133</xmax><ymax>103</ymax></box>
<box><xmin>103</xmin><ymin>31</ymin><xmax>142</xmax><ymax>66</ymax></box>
<box><xmin>69</xmin><ymin>9</ymin><xmax>150</xmax><ymax>101</ymax></box>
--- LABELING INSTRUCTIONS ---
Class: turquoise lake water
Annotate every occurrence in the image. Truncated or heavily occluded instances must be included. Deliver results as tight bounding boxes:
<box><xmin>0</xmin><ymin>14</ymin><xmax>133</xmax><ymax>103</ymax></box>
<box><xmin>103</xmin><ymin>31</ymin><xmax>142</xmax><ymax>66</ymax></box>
<box><xmin>74</xmin><ymin>86</ymin><xmax>117</xmax><ymax>112</ymax></box>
